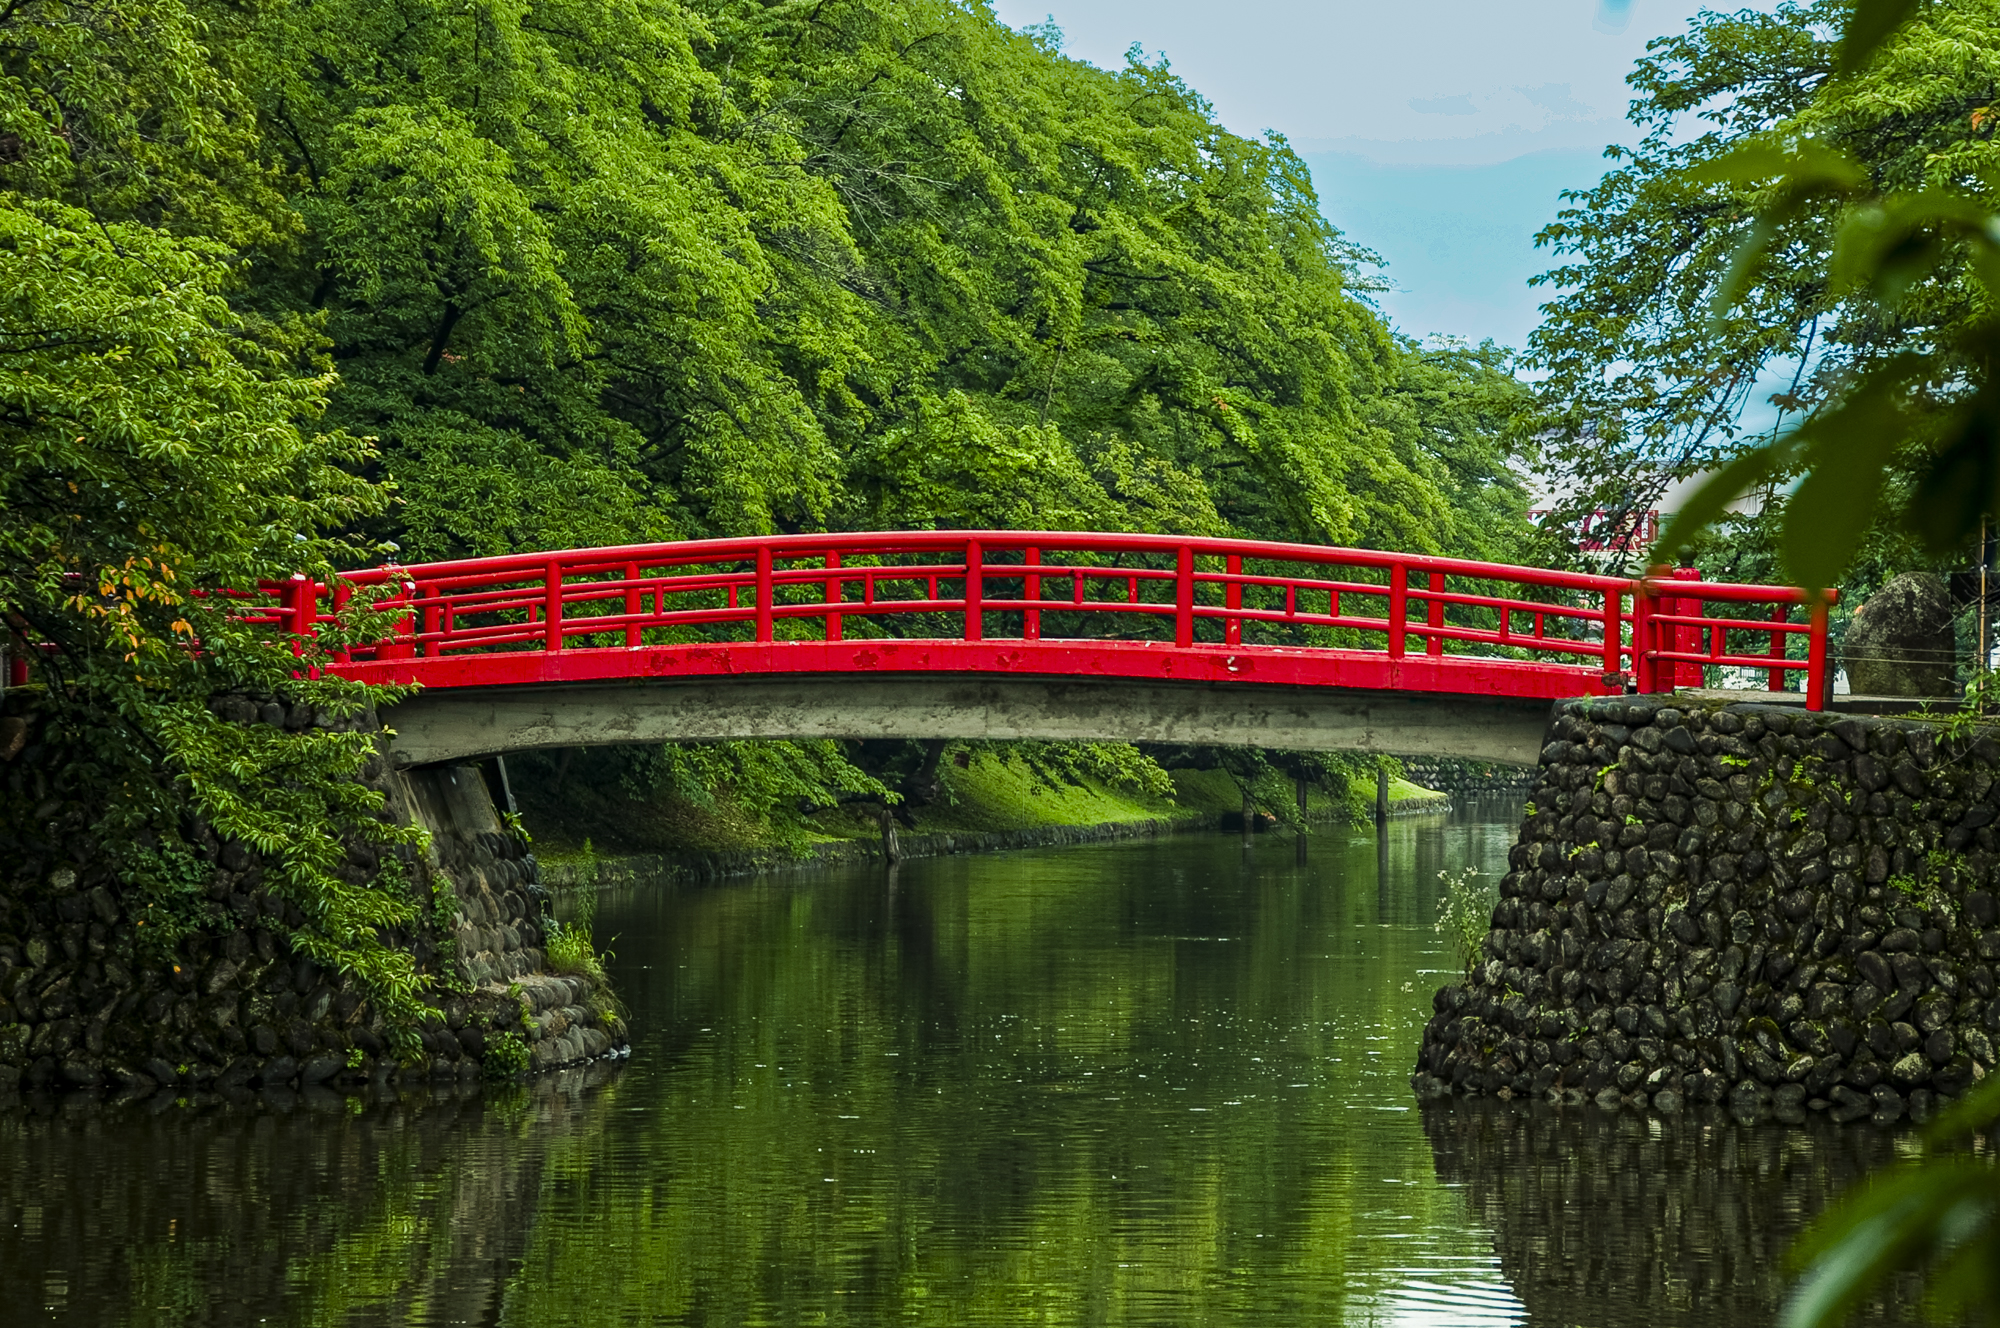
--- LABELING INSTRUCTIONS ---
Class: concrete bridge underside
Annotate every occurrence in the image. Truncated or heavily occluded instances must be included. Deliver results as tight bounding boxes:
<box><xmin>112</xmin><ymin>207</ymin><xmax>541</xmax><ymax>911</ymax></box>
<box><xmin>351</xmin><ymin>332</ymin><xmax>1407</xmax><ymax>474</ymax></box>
<box><xmin>383</xmin><ymin>674</ymin><xmax>1555</xmax><ymax>768</ymax></box>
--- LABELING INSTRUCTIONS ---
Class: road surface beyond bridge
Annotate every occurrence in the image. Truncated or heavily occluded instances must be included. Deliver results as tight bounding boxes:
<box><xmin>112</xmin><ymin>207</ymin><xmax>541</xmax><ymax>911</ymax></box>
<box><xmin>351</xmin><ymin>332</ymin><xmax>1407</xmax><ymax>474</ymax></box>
<box><xmin>238</xmin><ymin>531</ymin><xmax>1832</xmax><ymax>766</ymax></box>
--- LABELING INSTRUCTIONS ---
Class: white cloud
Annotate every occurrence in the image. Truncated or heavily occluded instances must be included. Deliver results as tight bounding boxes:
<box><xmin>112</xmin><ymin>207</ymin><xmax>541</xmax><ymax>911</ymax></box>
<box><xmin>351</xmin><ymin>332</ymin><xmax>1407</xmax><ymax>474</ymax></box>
<box><xmin>1409</xmin><ymin>94</ymin><xmax>1479</xmax><ymax>116</ymax></box>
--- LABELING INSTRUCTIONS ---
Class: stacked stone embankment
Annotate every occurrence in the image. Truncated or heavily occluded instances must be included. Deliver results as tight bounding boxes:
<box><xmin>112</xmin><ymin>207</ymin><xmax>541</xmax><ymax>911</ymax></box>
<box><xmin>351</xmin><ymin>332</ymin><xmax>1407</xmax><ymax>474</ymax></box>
<box><xmin>1412</xmin><ymin>696</ymin><xmax>2000</xmax><ymax>1125</ymax></box>
<box><xmin>1401</xmin><ymin>757</ymin><xmax>1535</xmax><ymax>796</ymax></box>
<box><xmin>0</xmin><ymin>701</ymin><xmax>625</xmax><ymax>1100</ymax></box>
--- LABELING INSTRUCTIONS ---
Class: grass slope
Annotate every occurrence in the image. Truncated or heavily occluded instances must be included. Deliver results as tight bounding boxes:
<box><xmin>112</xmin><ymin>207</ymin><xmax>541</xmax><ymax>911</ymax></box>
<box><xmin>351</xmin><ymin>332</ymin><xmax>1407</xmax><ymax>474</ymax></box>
<box><xmin>518</xmin><ymin>749</ymin><xmax>1447</xmax><ymax>868</ymax></box>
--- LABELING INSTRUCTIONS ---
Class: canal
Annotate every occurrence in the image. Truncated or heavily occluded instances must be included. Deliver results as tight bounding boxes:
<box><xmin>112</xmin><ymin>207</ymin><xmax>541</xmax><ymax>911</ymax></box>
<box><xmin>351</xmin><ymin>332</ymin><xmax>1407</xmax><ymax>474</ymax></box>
<box><xmin>0</xmin><ymin>803</ymin><xmax>1917</xmax><ymax>1325</ymax></box>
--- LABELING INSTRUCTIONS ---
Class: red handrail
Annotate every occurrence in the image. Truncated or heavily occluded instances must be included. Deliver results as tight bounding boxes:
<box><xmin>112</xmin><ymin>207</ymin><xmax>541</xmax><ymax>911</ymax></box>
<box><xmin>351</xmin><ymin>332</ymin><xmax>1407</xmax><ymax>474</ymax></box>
<box><xmin>239</xmin><ymin>531</ymin><xmax>1836</xmax><ymax>709</ymax></box>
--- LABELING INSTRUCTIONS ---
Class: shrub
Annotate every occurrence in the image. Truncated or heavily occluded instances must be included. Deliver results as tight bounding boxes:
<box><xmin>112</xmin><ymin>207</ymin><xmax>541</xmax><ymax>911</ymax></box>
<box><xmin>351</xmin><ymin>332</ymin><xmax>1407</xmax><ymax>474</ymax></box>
<box><xmin>1436</xmin><ymin>867</ymin><xmax>1496</xmax><ymax>974</ymax></box>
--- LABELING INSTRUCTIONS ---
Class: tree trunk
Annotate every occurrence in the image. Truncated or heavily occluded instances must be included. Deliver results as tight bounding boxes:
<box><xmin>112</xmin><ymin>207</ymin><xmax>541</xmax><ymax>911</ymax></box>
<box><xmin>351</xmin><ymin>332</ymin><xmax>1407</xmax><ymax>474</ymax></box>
<box><xmin>880</xmin><ymin>805</ymin><xmax>902</xmax><ymax>862</ymax></box>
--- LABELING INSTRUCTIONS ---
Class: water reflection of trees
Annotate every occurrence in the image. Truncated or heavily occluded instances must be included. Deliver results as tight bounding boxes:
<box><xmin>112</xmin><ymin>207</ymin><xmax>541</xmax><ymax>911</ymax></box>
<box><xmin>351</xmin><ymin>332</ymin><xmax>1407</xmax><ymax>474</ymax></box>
<box><xmin>0</xmin><ymin>1066</ymin><xmax>620</xmax><ymax>1326</ymax></box>
<box><xmin>1</xmin><ymin>820</ymin><xmax>1559</xmax><ymax>1327</ymax></box>
<box><xmin>504</xmin><ymin>827</ymin><xmax>1519</xmax><ymax>1326</ymax></box>
<box><xmin>1421</xmin><ymin>1099</ymin><xmax>1926</xmax><ymax>1328</ymax></box>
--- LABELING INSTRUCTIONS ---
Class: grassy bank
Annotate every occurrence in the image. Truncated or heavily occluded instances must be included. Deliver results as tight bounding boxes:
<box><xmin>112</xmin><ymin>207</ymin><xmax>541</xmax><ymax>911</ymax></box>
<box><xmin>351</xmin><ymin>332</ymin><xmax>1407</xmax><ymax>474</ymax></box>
<box><xmin>515</xmin><ymin>746</ymin><xmax>1447</xmax><ymax>882</ymax></box>
<box><xmin>516</xmin><ymin>748</ymin><xmax>1456</xmax><ymax>892</ymax></box>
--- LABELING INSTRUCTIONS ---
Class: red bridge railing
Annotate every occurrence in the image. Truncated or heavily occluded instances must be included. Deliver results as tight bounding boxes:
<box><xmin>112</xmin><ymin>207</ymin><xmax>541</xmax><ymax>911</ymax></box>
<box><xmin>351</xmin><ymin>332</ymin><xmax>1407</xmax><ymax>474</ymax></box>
<box><xmin>239</xmin><ymin>532</ymin><xmax>1835</xmax><ymax>708</ymax></box>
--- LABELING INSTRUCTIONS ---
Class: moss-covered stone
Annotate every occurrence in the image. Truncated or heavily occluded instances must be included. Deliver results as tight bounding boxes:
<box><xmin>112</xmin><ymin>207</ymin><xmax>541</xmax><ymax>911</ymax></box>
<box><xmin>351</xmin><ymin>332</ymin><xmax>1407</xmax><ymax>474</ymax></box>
<box><xmin>1414</xmin><ymin>695</ymin><xmax>2000</xmax><ymax>1126</ymax></box>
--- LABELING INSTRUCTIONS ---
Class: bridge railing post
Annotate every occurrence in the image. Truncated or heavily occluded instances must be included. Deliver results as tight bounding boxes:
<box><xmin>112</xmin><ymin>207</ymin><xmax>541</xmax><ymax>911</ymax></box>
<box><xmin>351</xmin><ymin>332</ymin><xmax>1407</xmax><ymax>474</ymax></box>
<box><xmin>626</xmin><ymin>560</ymin><xmax>642</xmax><ymax>648</ymax></box>
<box><xmin>1025</xmin><ymin>547</ymin><xmax>1041</xmax><ymax>641</ymax></box>
<box><xmin>1601</xmin><ymin>588</ymin><xmax>1623</xmax><ymax>688</ymax></box>
<box><xmin>544</xmin><ymin>560</ymin><xmax>563</xmax><ymax>652</ymax></box>
<box><xmin>963</xmin><ymin>540</ymin><xmax>983</xmax><ymax>641</ymax></box>
<box><xmin>1387</xmin><ymin>563</ymin><xmax>1407</xmax><ymax>659</ymax></box>
<box><xmin>1427</xmin><ymin>571</ymin><xmax>1445</xmax><ymax>657</ymax></box>
<box><xmin>1175</xmin><ymin>545</ymin><xmax>1194</xmax><ymax>648</ymax></box>
<box><xmin>755</xmin><ymin>546</ymin><xmax>773</xmax><ymax>642</ymax></box>
<box><xmin>1632</xmin><ymin>567</ymin><xmax>1662</xmax><ymax>692</ymax></box>
<box><xmin>824</xmin><ymin>550</ymin><xmax>842</xmax><ymax>642</ymax></box>
<box><xmin>1767</xmin><ymin>604</ymin><xmax>1787</xmax><ymax>691</ymax></box>
<box><xmin>1224</xmin><ymin>553</ymin><xmax>1241</xmax><ymax>646</ymax></box>
<box><xmin>283</xmin><ymin>576</ymin><xmax>321</xmax><ymax>675</ymax></box>
<box><xmin>1670</xmin><ymin>566</ymin><xmax>1704</xmax><ymax>688</ymax></box>
<box><xmin>281</xmin><ymin>575</ymin><xmax>312</xmax><ymax>641</ymax></box>
<box><xmin>1807</xmin><ymin>594</ymin><xmax>1831</xmax><ymax>711</ymax></box>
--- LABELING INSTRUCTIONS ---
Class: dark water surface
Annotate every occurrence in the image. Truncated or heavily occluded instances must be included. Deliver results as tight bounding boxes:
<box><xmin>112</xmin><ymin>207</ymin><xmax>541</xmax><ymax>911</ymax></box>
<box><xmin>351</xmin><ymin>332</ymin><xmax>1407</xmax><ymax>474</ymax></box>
<box><xmin>0</xmin><ymin>804</ymin><xmax>1920</xmax><ymax>1326</ymax></box>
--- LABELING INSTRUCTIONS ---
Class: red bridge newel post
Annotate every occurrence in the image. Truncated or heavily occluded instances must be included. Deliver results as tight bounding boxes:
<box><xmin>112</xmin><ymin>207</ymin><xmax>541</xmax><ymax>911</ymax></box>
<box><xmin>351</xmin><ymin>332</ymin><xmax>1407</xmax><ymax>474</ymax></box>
<box><xmin>754</xmin><ymin>546</ymin><xmax>773</xmax><ymax>643</ymax></box>
<box><xmin>544</xmin><ymin>560</ymin><xmax>563</xmax><ymax>652</ymax></box>
<box><xmin>1388</xmin><ymin>563</ymin><xmax>1407</xmax><ymax>659</ymax></box>
<box><xmin>1631</xmin><ymin>571</ymin><xmax>1656</xmax><ymax>692</ymax></box>
<box><xmin>963</xmin><ymin>540</ymin><xmax>983</xmax><ymax>642</ymax></box>
<box><xmin>283</xmin><ymin>575</ymin><xmax>321</xmax><ymax>676</ymax></box>
<box><xmin>1808</xmin><ymin>595</ymin><xmax>1831</xmax><ymax>711</ymax></box>
<box><xmin>1174</xmin><ymin>545</ymin><xmax>1194</xmax><ymax>648</ymax></box>
<box><xmin>1671</xmin><ymin>567</ymin><xmax>1705</xmax><ymax>688</ymax></box>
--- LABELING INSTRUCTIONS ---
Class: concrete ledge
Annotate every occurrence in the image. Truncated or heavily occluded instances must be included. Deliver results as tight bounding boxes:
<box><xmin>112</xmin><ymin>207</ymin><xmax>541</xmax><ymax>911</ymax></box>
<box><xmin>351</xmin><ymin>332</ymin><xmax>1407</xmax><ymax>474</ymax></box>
<box><xmin>383</xmin><ymin>673</ymin><xmax>1556</xmax><ymax>767</ymax></box>
<box><xmin>1675</xmin><ymin>688</ymin><xmax>1963</xmax><ymax>715</ymax></box>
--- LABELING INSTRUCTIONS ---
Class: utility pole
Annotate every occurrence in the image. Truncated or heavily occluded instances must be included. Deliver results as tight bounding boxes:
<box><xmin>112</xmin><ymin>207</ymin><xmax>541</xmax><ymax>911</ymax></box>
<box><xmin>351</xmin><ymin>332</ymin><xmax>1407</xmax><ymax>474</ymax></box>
<box><xmin>1983</xmin><ymin>518</ymin><xmax>1993</xmax><ymax>709</ymax></box>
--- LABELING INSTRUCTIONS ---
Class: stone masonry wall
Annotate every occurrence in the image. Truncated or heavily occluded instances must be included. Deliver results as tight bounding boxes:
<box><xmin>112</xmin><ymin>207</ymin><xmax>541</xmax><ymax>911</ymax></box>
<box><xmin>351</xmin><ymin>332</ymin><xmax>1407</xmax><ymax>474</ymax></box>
<box><xmin>1412</xmin><ymin>696</ymin><xmax>2000</xmax><ymax>1126</ymax></box>
<box><xmin>0</xmin><ymin>699</ymin><xmax>626</xmax><ymax>1101</ymax></box>
<box><xmin>406</xmin><ymin>764</ymin><xmax>628</xmax><ymax>1073</ymax></box>
<box><xmin>1401</xmin><ymin>757</ymin><xmax>1536</xmax><ymax>796</ymax></box>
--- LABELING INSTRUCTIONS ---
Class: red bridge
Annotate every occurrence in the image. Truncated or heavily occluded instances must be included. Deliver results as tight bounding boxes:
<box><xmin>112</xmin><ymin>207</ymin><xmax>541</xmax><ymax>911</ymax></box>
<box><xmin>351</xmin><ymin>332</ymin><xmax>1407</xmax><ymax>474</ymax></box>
<box><xmin>247</xmin><ymin>532</ymin><xmax>1833</xmax><ymax>767</ymax></box>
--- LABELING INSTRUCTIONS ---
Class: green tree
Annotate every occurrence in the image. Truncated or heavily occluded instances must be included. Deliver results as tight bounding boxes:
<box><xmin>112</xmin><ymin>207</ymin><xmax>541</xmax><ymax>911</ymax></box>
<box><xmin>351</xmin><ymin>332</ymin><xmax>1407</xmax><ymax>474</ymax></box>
<box><xmin>217</xmin><ymin>0</ymin><xmax>1525</xmax><ymax>557</ymax></box>
<box><xmin>1524</xmin><ymin>0</ymin><xmax>2000</xmax><ymax>587</ymax></box>
<box><xmin>0</xmin><ymin>0</ymin><xmax>435</xmax><ymax>1034</ymax></box>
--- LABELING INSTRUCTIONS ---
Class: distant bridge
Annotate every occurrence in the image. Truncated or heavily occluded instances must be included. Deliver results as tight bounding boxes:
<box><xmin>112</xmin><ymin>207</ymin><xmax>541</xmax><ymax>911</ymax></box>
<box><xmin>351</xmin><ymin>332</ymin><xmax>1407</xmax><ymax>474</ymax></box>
<box><xmin>243</xmin><ymin>532</ymin><xmax>1831</xmax><ymax>767</ymax></box>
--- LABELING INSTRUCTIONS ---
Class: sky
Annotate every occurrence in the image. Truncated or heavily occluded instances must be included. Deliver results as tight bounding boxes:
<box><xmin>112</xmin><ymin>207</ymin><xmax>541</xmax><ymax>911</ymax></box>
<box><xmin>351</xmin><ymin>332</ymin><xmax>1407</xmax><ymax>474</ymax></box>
<box><xmin>987</xmin><ymin>0</ymin><xmax>1752</xmax><ymax>350</ymax></box>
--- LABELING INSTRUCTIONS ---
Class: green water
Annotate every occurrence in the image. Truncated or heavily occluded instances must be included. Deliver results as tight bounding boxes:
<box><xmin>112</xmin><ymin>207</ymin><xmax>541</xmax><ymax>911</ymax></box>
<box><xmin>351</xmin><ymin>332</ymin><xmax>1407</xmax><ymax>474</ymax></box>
<box><xmin>0</xmin><ymin>806</ymin><xmax>1916</xmax><ymax>1326</ymax></box>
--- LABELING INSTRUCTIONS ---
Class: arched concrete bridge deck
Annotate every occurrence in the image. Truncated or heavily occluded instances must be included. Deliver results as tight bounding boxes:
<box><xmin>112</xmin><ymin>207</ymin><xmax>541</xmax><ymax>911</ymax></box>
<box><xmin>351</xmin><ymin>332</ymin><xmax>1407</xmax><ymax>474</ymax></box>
<box><xmin>381</xmin><ymin>673</ymin><xmax>1557</xmax><ymax>768</ymax></box>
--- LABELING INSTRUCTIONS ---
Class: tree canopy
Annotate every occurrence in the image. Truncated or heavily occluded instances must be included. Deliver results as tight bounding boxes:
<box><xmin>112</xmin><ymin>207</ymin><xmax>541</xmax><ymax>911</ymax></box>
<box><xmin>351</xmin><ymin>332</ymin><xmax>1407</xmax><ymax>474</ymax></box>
<box><xmin>1524</xmin><ymin>0</ymin><xmax>2000</xmax><ymax>581</ymax></box>
<box><xmin>199</xmin><ymin>0</ymin><xmax>1527</xmax><ymax>561</ymax></box>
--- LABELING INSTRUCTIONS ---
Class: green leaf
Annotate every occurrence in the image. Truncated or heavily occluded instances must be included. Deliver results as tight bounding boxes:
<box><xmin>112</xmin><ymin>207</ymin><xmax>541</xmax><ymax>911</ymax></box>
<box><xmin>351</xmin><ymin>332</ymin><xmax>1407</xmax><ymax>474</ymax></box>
<box><xmin>1650</xmin><ymin>444</ymin><xmax>1786</xmax><ymax>562</ymax></box>
<box><xmin>1836</xmin><ymin>0</ymin><xmax>1921</xmax><ymax>74</ymax></box>
<box><xmin>1778</xmin><ymin>360</ymin><xmax>1921</xmax><ymax>588</ymax></box>
<box><xmin>1687</xmin><ymin>141</ymin><xmax>1866</xmax><ymax>190</ymax></box>
<box><xmin>1701</xmin><ymin>144</ymin><xmax>1868</xmax><ymax>317</ymax></box>
<box><xmin>1832</xmin><ymin>193</ymin><xmax>2000</xmax><ymax>304</ymax></box>
<box><xmin>1781</xmin><ymin>1161</ymin><xmax>1992</xmax><ymax>1328</ymax></box>
<box><xmin>1908</xmin><ymin>404</ymin><xmax>2000</xmax><ymax>553</ymax></box>
<box><xmin>1710</xmin><ymin>215</ymin><xmax>1784</xmax><ymax>320</ymax></box>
